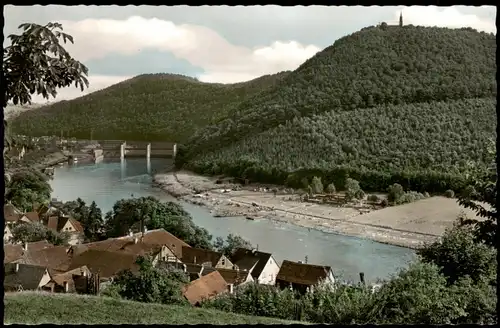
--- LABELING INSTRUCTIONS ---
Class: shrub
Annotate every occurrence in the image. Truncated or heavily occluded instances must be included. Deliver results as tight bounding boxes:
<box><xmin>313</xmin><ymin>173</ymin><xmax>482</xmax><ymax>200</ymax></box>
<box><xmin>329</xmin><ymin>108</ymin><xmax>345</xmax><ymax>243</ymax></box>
<box><xmin>381</xmin><ymin>199</ymin><xmax>389</xmax><ymax>207</ymax></box>
<box><xmin>326</xmin><ymin>183</ymin><xmax>336</xmax><ymax>194</ymax></box>
<box><xmin>311</xmin><ymin>176</ymin><xmax>324</xmax><ymax>194</ymax></box>
<box><xmin>444</xmin><ymin>189</ymin><xmax>455</xmax><ymax>198</ymax></box>
<box><xmin>367</xmin><ymin>194</ymin><xmax>380</xmax><ymax>202</ymax></box>
<box><xmin>387</xmin><ymin>183</ymin><xmax>405</xmax><ymax>203</ymax></box>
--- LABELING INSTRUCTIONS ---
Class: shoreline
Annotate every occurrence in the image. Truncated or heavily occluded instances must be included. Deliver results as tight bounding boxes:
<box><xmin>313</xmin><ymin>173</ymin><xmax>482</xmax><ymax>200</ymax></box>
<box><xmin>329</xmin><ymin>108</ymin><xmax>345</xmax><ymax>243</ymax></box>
<box><xmin>153</xmin><ymin>171</ymin><xmax>448</xmax><ymax>250</ymax></box>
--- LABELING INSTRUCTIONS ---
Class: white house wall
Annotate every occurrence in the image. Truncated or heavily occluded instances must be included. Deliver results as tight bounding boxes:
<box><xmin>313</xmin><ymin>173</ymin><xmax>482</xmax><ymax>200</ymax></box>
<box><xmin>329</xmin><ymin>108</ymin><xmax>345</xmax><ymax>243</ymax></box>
<box><xmin>257</xmin><ymin>256</ymin><xmax>280</xmax><ymax>285</ymax></box>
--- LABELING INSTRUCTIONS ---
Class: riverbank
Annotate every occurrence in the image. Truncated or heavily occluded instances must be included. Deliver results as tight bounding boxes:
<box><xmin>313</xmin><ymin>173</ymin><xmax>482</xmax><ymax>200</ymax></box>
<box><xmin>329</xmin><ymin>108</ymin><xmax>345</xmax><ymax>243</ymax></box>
<box><xmin>153</xmin><ymin>171</ymin><xmax>478</xmax><ymax>249</ymax></box>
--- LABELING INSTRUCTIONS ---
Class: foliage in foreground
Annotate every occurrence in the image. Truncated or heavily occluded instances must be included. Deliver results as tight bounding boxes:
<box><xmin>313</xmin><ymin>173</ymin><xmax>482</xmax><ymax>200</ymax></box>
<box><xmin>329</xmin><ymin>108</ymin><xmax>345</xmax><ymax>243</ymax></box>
<box><xmin>4</xmin><ymin>292</ymin><xmax>295</xmax><ymax>324</ymax></box>
<box><xmin>186</xmin><ymin>98</ymin><xmax>495</xmax><ymax>193</ymax></box>
<box><xmin>3</xmin><ymin>22</ymin><xmax>88</xmax><ymax>154</ymax></box>
<box><xmin>10</xmin><ymin>72</ymin><xmax>289</xmax><ymax>142</ymax></box>
<box><xmin>102</xmin><ymin>256</ymin><xmax>189</xmax><ymax>306</ymax></box>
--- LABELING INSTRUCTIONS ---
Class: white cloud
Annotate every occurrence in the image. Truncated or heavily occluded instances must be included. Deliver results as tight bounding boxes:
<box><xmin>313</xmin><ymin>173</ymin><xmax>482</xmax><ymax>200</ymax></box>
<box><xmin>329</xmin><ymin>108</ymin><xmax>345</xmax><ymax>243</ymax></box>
<box><xmin>30</xmin><ymin>75</ymin><xmax>132</xmax><ymax>103</ymax></box>
<box><xmin>58</xmin><ymin>16</ymin><xmax>321</xmax><ymax>85</ymax></box>
<box><xmin>395</xmin><ymin>6</ymin><xmax>496</xmax><ymax>33</ymax></box>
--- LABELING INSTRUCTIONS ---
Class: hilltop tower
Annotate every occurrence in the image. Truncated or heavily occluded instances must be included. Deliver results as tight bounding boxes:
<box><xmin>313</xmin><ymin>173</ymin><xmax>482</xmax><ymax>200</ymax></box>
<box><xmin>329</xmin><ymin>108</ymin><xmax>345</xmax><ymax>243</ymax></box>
<box><xmin>399</xmin><ymin>11</ymin><xmax>403</xmax><ymax>27</ymax></box>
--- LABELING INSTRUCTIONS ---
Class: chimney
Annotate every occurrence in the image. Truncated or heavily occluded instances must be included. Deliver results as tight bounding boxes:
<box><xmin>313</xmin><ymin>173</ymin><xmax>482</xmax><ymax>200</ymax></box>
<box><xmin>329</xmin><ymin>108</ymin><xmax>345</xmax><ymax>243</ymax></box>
<box><xmin>23</xmin><ymin>242</ymin><xmax>28</xmax><ymax>251</ymax></box>
<box><xmin>134</xmin><ymin>237</ymin><xmax>138</xmax><ymax>244</ymax></box>
<box><xmin>63</xmin><ymin>281</ymin><xmax>69</xmax><ymax>292</ymax></box>
<box><xmin>359</xmin><ymin>272</ymin><xmax>365</xmax><ymax>285</ymax></box>
<box><xmin>15</xmin><ymin>263</ymin><xmax>19</xmax><ymax>273</ymax></box>
<box><xmin>227</xmin><ymin>283</ymin><xmax>234</xmax><ymax>294</ymax></box>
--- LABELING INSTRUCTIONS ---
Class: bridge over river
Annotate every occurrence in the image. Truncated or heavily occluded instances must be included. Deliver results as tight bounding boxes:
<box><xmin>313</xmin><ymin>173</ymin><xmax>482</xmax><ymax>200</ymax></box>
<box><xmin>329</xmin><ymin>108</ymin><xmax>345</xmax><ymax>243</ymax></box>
<box><xmin>97</xmin><ymin>140</ymin><xmax>177</xmax><ymax>177</ymax></box>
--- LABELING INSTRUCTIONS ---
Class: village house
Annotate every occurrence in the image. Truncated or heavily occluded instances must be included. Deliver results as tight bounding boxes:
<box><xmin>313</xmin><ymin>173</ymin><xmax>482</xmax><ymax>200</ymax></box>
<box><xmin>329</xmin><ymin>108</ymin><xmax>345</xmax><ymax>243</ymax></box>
<box><xmin>4</xmin><ymin>224</ymin><xmax>14</xmax><ymax>243</ymax></box>
<box><xmin>63</xmin><ymin>249</ymin><xmax>140</xmax><ymax>281</ymax></box>
<box><xmin>181</xmin><ymin>246</ymin><xmax>234</xmax><ymax>269</ymax></box>
<box><xmin>275</xmin><ymin>260</ymin><xmax>335</xmax><ymax>294</ymax></box>
<box><xmin>24</xmin><ymin>211</ymin><xmax>41</xmax><ymax>223</ymax></box>
<box><xmin>182</xmin><ymin>271</ymin><xmax>230</xmax><ymax>306</ymax></box>
<box><xmin>9</xmin><ymin>243</ymin><xmax>73</xmax><ymax>273</ymax></box>
<box><xmin>6</xmin><ymin>146</ymin><xmax>26</xmax><ymax>160</ymax></box>
<box><xmin>4</xmin><ymin>263</ymin><xmax>52</xmax><ymax>292</ymax></box>
<box><xmin>45</xmin><ymin>215</ymin><xmax>85</xmax><ymax>245</ymax></box>
<box><xmin>43</xmin><ymin>265</ymin><xmax>92</xmax><ymax>294</ymax></box>
<box><xmin>182</xmin><ymin>263</ymin><xmax>217</xmax><ymax>281</ymax></box>
<box><xmin>216</xmin><ymin>267</ymin><xmax>254</xmax><ymax>287</ymax></box>
<box><xmin>4</xmin><ymin>240</ymin><xmax>55</xmax><ymax>263</ymax></box>
<box><xmin>231</xmin><ymin>248</ymin><xmax>280</xmax><ymax>285</ymax></box>
<box><xmin>72</xmin><ymin>228</ymin><xmax>191</xmax><ymax>265</ymax></box>
<box><xmin>4</xmin><ymin>203</ymin><xmax>31</xmax><ymax>227</ymax></box>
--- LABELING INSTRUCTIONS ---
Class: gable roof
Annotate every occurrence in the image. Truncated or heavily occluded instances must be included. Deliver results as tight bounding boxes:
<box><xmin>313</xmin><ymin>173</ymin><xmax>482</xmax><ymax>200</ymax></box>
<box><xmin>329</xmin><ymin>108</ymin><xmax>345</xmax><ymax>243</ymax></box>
<box><xmin>182</xmin><ymin>271</ymin><xmax>228</xmax><ymax>305</ymax></box>
<box><xmin>4</xmin><ymin>263</ymin><xmax>51</xmax><ymax>290</ymax></box>
<box><xmin>4</xmin><ymin>203</ymin><xmax>23</xmax><ymax>223</ymax></box>
<box><xmin>69</xmin><ymin>237</ymin><xmax>162</xmax><ymax>258</ymax></box>
<box><xmin>217</xmin><ymin>268</ymin><xmax>253</xmax><ymax>285</ymax></box>
<box><xmin>122</xmin><ymin>229</ymin><xmax>191</xmax><ymax>258</ymax></box>
<box><xmin>14</xmin><ymin>245</ymin><xmax>72</xmax><ymax>271</ymax></box>
<box><xmin>4</xmin><ymin>241</ymin><xmax>55</xmax><ymax>263</ymax></box>
<box><xmin>276</xmin><ymin>260</ymin><xmax>332</xmax><ymax>286</ymax></box>
<box><xmin>51</xmin><ymin>265</ymin><xmax>91</xmax><ymax>292</ymax></box>
<box><xmin>65</xmin><ymin>249</ymin><xmax>139</xmax><ymax>279</ymax></box>
<box><xmin>182</xmin><ymin>247</ymin><xmax>227</xmax><ymax>267</ymax></box>
<box><xmin>24</xmin><ymin>211</ymin><xmax>40</xmax><ymax>223</ymax></box>
<box><xmin>231</xmin><ymin>248</ymin><xmax>273</xmax><ymax>279</ymax></box>
<box><xmin>46</xmin><ymin>216</ymin><xmax>84</xmax><ymax>233</ymax></box>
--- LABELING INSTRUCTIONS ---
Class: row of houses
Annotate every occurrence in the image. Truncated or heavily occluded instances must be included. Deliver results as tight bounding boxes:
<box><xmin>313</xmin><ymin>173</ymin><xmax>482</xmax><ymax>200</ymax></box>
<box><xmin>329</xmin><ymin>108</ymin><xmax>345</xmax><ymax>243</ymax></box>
<box><xmin>4</xmin><ymin>202</ymin><xmax>85</xmax><ymax>245</ymax></box>
<box><xmin>4</xmin><ymin>227</ymin><xmax>337</xmax><ymax>305</ymax></box>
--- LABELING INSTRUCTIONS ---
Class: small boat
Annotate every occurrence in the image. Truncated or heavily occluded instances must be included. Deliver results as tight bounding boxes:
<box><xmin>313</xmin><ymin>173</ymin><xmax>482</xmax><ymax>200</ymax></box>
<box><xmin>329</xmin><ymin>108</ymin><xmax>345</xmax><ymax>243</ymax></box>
<box><xmin>246</xmin><ymin>216</ymin><xmax>255</xmax><ymax>221</ymax></box>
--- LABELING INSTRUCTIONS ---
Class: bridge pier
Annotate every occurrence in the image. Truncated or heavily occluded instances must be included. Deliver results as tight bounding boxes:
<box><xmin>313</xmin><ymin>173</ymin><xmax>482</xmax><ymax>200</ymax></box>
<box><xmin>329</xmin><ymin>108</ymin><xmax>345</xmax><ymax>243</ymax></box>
<box><xmin>146</xmin><ymin>143</ymin><xmax>151</xmax><ymax>159</ymax></box>
<box><xmin>120</xmin><ymin>157</ymin><xmax>126</xmax><ymax>180</ymax></box>
<box><xmin>173</xmin><ymin>143</ymin><xmax>177</xmax><ymax>159</ymax></box>
<box><xmin>120</xmin><ymin>142</ymin><xmax>126</xmax><ymax>160</ymax></box>
<box><xmin>147</xmin><ymin>157</ymin><xmax>151</xmax><ymax>175</ymax></box>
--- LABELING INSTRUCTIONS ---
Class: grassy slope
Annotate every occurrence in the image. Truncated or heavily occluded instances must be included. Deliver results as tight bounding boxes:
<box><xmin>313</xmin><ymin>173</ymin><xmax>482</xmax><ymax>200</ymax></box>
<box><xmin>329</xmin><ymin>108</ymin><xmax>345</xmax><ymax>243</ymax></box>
<box><xmin>179</xmin><ymin>26</ymin><xmax>496</xmax><ymax>192</ymax></box>
<box><xmin>9</xmin><ymin>72</ymin><xmax>289</xmax><ymax>142</ymax></box>
<box><xmin>4</xmin><ymin>292</ymin><xmax>298</xmax><ymax>325</ymax></box>
<box><xmin>183</xmin><ymin>26</ymin><xmax>496</xmax><ymax>159</ymax></box>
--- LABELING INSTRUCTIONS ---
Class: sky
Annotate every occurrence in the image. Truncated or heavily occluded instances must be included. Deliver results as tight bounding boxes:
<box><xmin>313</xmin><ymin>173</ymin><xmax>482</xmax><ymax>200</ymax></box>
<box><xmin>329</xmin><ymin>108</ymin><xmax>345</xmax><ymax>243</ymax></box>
<box><xmin>4</xmin><ymin>5</ymin><xmax>496</xmax><ymax>103</ymax></box>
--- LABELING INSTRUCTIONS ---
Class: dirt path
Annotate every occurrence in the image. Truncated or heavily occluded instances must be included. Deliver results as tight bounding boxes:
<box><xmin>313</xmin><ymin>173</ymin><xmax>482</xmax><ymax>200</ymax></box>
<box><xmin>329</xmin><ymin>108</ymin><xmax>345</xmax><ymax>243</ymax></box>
<box><xmin>153</xmin><ymin>171</ymin><xmax>479</xmax><ymax>249</ymax></box>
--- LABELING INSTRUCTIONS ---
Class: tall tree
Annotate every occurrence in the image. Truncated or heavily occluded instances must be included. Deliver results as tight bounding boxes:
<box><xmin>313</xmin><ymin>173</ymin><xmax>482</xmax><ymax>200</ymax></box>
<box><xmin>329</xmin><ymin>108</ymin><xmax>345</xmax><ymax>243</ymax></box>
<box><xmin>5</xmin><ymin>169</ymin><xmax>52</xmax><ymax>211</ymax></box>
<box><xmin>213</xmin><ymin>234</ymin><xmax>253</xmax><ymax>257</ymax></box>
<box><xmin>3</xmin><ymin>22</ymin><xmax>89</xmax><ymax>153</ymax></box>
<box><xmin>457</xmin><ymin>138</ymin><xmax>497</xmax><ymax>247</ymax></box>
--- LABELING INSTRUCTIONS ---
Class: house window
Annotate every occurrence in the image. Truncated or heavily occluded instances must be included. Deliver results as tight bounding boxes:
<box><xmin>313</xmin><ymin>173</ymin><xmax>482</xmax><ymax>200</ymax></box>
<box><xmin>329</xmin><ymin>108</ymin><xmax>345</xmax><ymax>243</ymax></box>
<box><xmin>221</xmin><ymin>259</ymin><xmax>225</xmax><ymax>266</ymax></box>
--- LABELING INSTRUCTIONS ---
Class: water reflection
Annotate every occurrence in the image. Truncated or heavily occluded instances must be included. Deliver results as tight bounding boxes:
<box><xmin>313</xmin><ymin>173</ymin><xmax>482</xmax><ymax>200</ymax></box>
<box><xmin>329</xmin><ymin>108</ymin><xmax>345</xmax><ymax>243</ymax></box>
<box><xmin>50</xmin><ymin>158</ymin><xmax>416</xmax><ymax>282</ymax></box>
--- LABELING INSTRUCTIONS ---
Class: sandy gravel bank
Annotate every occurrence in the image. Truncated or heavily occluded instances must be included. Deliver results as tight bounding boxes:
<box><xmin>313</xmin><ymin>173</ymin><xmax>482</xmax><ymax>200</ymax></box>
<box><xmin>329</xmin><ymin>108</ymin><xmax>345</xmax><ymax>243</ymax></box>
<box><xmin>153</xmin><ymin>171</ymin><xmax>478</xmax><ymax>249</ymax></box>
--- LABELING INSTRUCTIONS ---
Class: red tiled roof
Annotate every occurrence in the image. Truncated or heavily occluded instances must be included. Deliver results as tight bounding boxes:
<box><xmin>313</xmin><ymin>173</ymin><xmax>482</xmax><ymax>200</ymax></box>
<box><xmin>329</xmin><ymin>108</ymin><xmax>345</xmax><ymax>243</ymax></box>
<box><xmin>24</xmin><ymin>211</ymin><xmax>40</xmax><ymax>223</ymax></box>
<box><xmin>231</xmin><ymin>248</ymin><xmax>273</xmax><ymax>279</ymax></box>
<box><xmin>276</xmin><ymin>260</ymin><xmax>332</xmax><ymax>286</ymax></box>
<box><xmin>66</xmin><ymin>249</ymin><xmax>140</xmax><ymax>279</ymax></box>
<box><xmin>68</xmin><ymin>218</ymin><xmax>84</xmax><ymax>233</ymax></box>
<box><xmin>47</xmin><ymin>216</ymin><xmax>59</xmax><ymax>231</ymax></box>
<box><xmin>181</xmin><ymin>247</ymin><xmax>227</xmax><ymax>267</ymax></box>
<box><xmin>4</xmin><ymin>241</ymin><xmax>55</xmax><ymax>263</ymax></box>
<box><xmin>182</xmin><ymin>271</ymin><xmax>228</xmax><ymax>305</ymax></box>
<box><xmin>125</xmin><ymin>229</ymin><xmax>191</xmax><ymax>258</ymax></box>
<box><xmin>15</xmin><ymin>245</ymin><xmax>72</xmax><ymax>271</ymax></box>
<box><xmin>217</xmin><ymin>268</ymin><xmax>253</xmax><ymax>286</ymax></box>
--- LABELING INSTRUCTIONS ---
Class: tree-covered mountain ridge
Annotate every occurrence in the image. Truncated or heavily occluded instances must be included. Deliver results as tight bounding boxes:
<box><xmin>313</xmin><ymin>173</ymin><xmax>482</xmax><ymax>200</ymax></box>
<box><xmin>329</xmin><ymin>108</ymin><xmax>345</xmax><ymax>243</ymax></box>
<box><xmin>182</xmin><ymin>25</ymin><xmax>496</xmax><ymax>160</ymax></box>
<box><xmin>9</xmin><ymin>71</ymin><xmax>290</xmax><ymax>142</ymax></box>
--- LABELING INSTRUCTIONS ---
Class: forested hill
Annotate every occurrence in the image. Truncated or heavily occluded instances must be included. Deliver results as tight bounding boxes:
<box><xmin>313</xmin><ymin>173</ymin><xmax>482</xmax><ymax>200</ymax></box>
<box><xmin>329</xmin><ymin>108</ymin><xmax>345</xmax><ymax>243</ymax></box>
<box><xmin>9</xmin><ymin>72</ymin><xmax>290</xmax><ymax>142</ymax></box>
<box><xmin>187</xmin><ymin>98</ymin><xmax>496</xmax><ymax>192</ymax></box>
<box><xmin>182</xmin><ymin>25</ymin><xmax>496</xmax><ymax>160</ymax></box>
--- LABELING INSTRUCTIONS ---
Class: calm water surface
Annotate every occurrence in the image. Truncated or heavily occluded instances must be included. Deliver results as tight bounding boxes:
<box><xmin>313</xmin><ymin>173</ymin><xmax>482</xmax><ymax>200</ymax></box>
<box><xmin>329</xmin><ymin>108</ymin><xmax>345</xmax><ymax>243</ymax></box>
<box><xmin>49</xmin><ymin>158</ymin><xmax>416</xmax><ymax>282</ymax></box>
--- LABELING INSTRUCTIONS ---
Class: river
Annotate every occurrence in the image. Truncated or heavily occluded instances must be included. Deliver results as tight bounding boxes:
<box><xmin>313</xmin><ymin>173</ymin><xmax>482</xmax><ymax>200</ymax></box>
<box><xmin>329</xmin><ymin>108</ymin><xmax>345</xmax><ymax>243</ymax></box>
<box><xmin>49</xmin><ymin>158</ymin><xmax>416</xmax><ymax>283</ymax></box>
